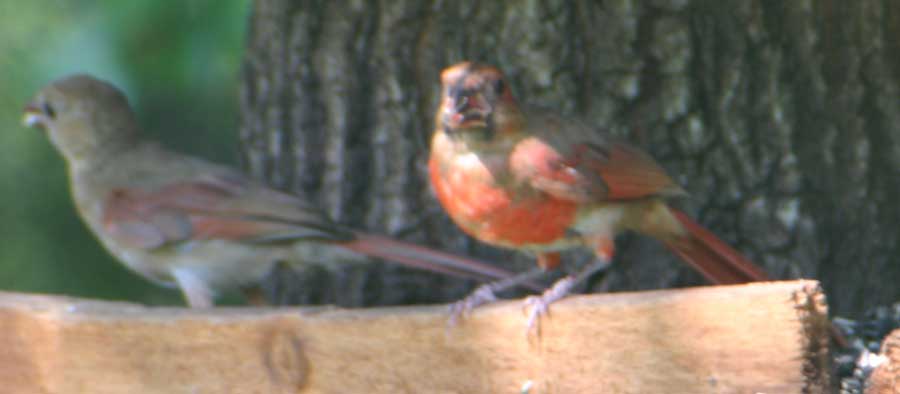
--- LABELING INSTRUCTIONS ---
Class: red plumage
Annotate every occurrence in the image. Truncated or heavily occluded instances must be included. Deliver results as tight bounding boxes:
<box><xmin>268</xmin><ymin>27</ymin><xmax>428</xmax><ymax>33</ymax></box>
<box><xmin>430</xmin><ymin>62</ymin><xmax>769</xmax><ymax>322</ymax></box>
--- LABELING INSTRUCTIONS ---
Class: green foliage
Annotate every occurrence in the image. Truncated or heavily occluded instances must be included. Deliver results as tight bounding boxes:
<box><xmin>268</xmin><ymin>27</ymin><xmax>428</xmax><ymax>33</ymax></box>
<box><xmin>0</xmin><ymin>1</ymin><xmax>250</xmax><ymax>305</ymax></box>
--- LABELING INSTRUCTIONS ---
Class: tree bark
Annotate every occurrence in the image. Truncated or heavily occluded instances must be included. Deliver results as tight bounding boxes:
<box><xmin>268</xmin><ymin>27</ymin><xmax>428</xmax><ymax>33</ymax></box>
<box><xmin>239</xmin><ymin>0</ymin><xmax>900</xmax><ymax>315</ymax></box>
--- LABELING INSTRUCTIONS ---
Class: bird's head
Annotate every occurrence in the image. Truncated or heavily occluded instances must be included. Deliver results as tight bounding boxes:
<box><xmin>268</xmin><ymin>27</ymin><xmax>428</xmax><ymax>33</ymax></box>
<box><xmin>23</xmin><ymin>74</ymin><xmax>139</xmax><ymax>165</ymax></box>
<box><xmin>438</xmin><ymin>62</ymin><xmax>522</xmax><ymax>139</ymax></box>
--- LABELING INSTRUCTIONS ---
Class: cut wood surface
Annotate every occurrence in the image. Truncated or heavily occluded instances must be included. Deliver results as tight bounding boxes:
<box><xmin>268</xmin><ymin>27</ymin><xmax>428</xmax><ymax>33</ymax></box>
<box><xmin>867</xmin><ymin>328</ymin><xmax>900</xmax><ymax>394</ymax></box>
<box><xmin>0</xmin><ymin>280</ymin><xmax>830</xmax><ymax>394</ymax></box>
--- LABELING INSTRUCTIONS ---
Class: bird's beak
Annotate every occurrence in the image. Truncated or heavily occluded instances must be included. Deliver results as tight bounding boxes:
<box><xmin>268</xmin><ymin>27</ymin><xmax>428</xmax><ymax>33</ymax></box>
<box><xmin>22</xmin><ymin>103</ymin><xmax>43</xmax><ymax>128</ymax></box>
<box><xmin>448</xmin><ymin>86</ymin><xmax>469</xmax><ymax>111</ymax></box>
<box><xmin>445</xmin><ymin>90</ymin><xmax>489</xmax><ymax>130</ymax></box>
<box><xmin>453</xmin><ymin>94</ymin><xmax>470</xmax><ymax>112</ymax></box>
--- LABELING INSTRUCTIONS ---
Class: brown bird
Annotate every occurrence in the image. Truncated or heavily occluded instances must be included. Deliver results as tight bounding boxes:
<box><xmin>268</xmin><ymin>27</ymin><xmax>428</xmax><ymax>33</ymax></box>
<box><xmin>23</xmin><ymin>74</ymin><xmax>517</xmax><ymax>308</ymax></box>
<box><xmin>428</xmin><ymin>62</ymin><xmax>769</xmax><ymax>329</ymax></box>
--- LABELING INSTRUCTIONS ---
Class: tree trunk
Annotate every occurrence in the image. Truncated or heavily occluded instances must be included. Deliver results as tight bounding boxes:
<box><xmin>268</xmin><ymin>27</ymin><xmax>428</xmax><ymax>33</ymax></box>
<box><xmin>239</xmin><ymin>0</ymin><xmax>900</xmax><ymax>316</ymax></box>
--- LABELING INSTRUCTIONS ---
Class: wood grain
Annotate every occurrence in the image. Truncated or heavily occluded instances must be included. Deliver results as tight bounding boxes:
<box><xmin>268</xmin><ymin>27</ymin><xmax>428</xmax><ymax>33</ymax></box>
<box><xmin>0</xmin><ymin>280</ymin><xmax>830</xmax><ymax>393</ymax></box>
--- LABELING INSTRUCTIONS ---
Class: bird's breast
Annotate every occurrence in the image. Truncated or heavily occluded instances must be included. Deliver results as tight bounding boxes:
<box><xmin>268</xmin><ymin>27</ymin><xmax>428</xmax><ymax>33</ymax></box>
<box><xmin>428</xmin><ymin>150</ymin><xmax>577</xmax><ymax>248</ymax></box>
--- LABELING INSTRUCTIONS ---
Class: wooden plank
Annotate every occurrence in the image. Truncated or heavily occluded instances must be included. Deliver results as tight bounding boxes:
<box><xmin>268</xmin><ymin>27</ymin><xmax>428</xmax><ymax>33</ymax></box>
<box><xmin>867</xmin><ymin>328</ymin><xmax>900</xmax><ymax>394</ymax></box>
<box><xmin>0</xmin><ymin>280</ymin><xmax>829</xmax><ymax>393</ymax></box>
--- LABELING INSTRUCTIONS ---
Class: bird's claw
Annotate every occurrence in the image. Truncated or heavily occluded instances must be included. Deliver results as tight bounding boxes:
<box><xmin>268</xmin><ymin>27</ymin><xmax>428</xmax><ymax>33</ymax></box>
<box><xmin>448</xmin><ymin>284</ymin><xmax>498</xmax><ymax>326</ymax></box>
<box><xmin>523</xmin><ymin>296</ymin><xmax>549</xmax><ymax>337</ymax></box>
<box><xmin>522</xmin><ymin>276</ymin><xmax>576</xmax><ymax>337</ymax></box>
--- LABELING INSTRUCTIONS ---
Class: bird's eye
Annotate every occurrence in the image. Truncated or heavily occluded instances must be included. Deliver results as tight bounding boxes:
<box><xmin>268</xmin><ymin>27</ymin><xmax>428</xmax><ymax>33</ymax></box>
<box><xmin>41</xmin><ymin>102</ymin><xmax>56</xmax><ymax>119</ymax></box>
<box><xmin>493</xmin><ymin>79</ymin><xmax>505</xmax><ymax>95</ymax></box>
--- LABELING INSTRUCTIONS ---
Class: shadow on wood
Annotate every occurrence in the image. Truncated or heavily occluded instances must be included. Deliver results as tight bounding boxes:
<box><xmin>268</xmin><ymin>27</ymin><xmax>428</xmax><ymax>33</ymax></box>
<box><xmin>0</xmin><ymin>280</ymin><xmax>829</xmax><ymax>393</ymax></box>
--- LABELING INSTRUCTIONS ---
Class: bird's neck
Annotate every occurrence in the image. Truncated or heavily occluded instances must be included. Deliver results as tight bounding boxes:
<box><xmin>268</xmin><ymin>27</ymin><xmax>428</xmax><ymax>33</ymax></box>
<box><xmin>64</xmin><ymin>134</ymin><xmax>140</xmax><ymax>174</ymax></box>
<box><xmin>438</xmin><ymin>126</ymin><xmax>525</xmax><ymax>158</ymax></box>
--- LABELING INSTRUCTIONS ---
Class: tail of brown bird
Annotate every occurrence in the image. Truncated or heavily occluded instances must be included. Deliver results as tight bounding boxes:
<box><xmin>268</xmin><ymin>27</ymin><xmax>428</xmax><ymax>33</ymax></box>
<box><xmin>663</xmin><ymin>209</ymin><xmax>770</xmax><ymax>284</ymax></box>
<box><xmin>339</xmin><ymin>233</ymin><xmax>536</xmax><ymax>287</ymax></box>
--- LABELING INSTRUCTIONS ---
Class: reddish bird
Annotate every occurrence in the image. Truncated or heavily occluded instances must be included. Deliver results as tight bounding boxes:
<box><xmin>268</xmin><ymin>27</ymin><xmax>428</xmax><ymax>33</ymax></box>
<box><xmin>429</xmin><ymin>62</ymin><xmax>769</xmax><ymax>327</ymax></box>
<box><xmin>23</xmin><ymin>74</ymin><xmax>519</xmax><ymax>308</ymax></box>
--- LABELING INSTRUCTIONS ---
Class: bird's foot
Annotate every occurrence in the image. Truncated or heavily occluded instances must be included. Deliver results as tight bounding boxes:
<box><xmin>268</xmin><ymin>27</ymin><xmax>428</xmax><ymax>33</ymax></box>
<box><xmin>448</xmin><ymin>284</ymin><xmax>498</xmax><ymax>326</ymax></box>
<box><xmin>522</xmin><ymin>276</ymin><xmax>576</xmax><ymax>337</ymax></box>
<box><xmin>447</xmin><ymin>266</ymin><xmax>548</xmax><ymax>326</ymax></box>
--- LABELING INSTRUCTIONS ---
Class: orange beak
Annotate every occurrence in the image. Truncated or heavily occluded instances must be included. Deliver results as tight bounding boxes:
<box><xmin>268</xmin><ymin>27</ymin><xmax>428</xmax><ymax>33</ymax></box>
<box><xmin>22</xmin><ymin>102</ymin><xmax>43</xmax><ymax>128</ymax></box>
<box><xmin>446</xmin><ymin>91</ymin><xmax>489</xmax><ymax>129</ymax></box>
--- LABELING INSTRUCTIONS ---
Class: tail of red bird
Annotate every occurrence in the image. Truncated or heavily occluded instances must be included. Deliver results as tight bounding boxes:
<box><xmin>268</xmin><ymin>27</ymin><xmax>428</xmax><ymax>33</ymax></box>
<box><xmin>662</xmin><ymin>209</ymin><xmax>769</xmax><ymax>284</ymax></box>
<box><xmin>339</xmin><ymin>233</ymin><xmax>533</xmax><ymax>286</ymax></box>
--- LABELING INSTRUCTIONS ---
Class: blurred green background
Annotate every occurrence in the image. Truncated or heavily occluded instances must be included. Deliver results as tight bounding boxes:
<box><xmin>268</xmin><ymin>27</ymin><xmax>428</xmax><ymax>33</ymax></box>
<box><xmin>0</xmin><ymin>1</ymin><xmax>250</xmax><ymax>305</ymax></box>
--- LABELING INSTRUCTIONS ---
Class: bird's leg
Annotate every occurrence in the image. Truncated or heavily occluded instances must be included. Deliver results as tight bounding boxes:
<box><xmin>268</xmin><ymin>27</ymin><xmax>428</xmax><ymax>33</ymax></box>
<box><xmin>172</xmin><ymin>268</ymin><xmax>215</xmax><ymax>308</ymax></box>
<box><xmin>448</xmin><ymin>265</ymin><xmax>548</xmax><ymax>325</ymax></box>
<box><xmin>522</xmin><ymin>257</ymin><xmax>610</xmax><ymax>336</ymax></box>
<box><xmin>523</xmin><ymin>239</ymin><xmax>614</xmax><ymax>336</ymax></box>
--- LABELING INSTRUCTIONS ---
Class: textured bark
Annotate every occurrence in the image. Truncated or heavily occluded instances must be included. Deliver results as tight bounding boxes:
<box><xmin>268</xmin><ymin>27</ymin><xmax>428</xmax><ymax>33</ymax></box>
<box><xmin>239</xmin><ymin>0</ymin><xmax>900</xmax><ymax>315</ymax></box>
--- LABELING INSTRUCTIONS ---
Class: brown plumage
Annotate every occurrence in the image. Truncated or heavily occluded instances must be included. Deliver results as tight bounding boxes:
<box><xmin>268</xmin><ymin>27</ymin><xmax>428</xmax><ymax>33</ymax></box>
<box><xmin>23</xmin><ymin>74</ymin><xmax>515</xmax><ymax>308</ymax></box>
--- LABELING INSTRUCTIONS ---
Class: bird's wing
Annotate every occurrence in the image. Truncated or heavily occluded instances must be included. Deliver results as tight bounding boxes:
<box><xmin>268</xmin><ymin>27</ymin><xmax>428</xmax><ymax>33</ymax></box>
<box><xmin>101</xmin><ymin>174</ymin><xmax>350</xmax><ymax>250</ymax></box>
<box><xmin>509</xmin><ymin>113</ymin><xmax>684</xmax><ymax>202</ymax></box>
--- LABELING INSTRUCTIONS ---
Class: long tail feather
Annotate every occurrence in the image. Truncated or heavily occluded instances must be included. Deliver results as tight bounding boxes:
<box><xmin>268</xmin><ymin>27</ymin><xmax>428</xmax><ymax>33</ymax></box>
<box><xmin>339</xmin><ymin>233</ymin><xmax>541</xmax><ymax>290</ymax></box>
<box><xmin>662</xmin><ymin>209</ymin><xmax>769</xmax><ymax>284</ymax></box>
